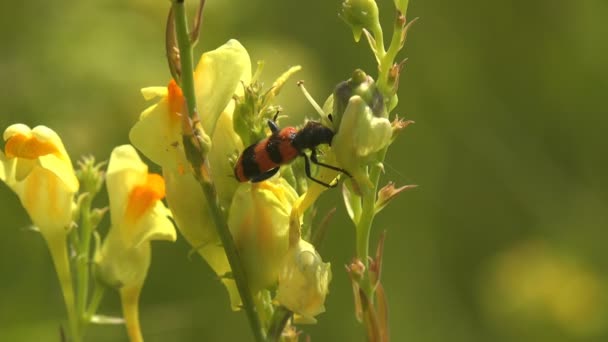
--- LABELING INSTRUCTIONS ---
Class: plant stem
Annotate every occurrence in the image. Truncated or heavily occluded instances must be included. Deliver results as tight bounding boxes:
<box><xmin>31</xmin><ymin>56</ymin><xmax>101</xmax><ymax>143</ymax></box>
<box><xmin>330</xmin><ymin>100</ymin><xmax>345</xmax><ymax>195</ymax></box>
<box><xmin>85</xmin><ymin>282</ymin><xmax>106</xmax><ymax>320</ymax></box>
<box><xmin>198</xmin><ymin>180</ymin><xmax>266</xmax><ymax>342</ymax></box>
<box><xmin>378</xmin><ymin>12</ymin><xmax>409</xmax><ymax>103</ymax></box>
<box><xmin>267</xmin><ymin>306</ymin><xmax>292</xmax><ymax>342</ymax></box>
<box><xmin>46</xmin><ymin>233</ymin><xmax>80</xmax><ymax>342</ymax></box>
<box><xmin>173</xmin><ymin>1</ymin><xmax>197</xmax><ymax>118</ymax></box>
<box><xmin>171</xmin><ymin>2</ymin><xmax>265</xmax><ymax>341</ymax></box>
<box><xmin>355</xmin><ymin>148</ymin><xmax>387</xmax><ymax>288</ymax></box>
<box><xmin>76</xmin><ymin>194</ymin><xmax>93</xmax><ymax>330</ymax></box>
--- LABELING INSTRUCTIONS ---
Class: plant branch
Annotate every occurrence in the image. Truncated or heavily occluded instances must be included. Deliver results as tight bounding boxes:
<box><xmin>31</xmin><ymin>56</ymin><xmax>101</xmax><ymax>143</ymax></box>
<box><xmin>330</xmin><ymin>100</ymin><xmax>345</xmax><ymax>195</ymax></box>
<box><xmin>171</xmin><ymin>1</ymin><xmax>265</xmax><ymax>341</ymax></box>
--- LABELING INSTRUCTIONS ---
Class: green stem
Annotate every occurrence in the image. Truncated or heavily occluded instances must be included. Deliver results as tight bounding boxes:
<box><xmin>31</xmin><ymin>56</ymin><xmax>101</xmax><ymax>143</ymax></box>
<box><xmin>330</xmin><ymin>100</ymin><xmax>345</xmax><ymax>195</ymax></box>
<box><xmin>267</xmin><ymin>306</ymin><xmax>292</xmax><ymax>342</ymax></box>
<box><xmin>76</xmin><ymin>194</ymin><xmax>93</xmax><ymax>329</ymax></box>
<box><xmin>198</xmin><ymin>181</ymin><xmax>266</xmax><ymax>342</ymax></box>
<box><xmin>355</xmin><ymin>148</ymin><xmax>387</xmax><ymax>271</ymax></box>
<box><xmin>46</xmin><ymin>233</ymin><xmax>80</xmax><ymax>342</ymax></box>
<box><xmin>371</xmin><ymin>22</ymin><xmax>386</xmax><ymax>60</ymax></box>
<box><xmin>173</xmin><ymin>1</ymin><xmax>197</xmax><ymax>118</ymax></box>
<box><xmin>171</xmin><ymin>2</ymin><xmax>265</xmax><ymax>341</ymax></box>
<box><xmin>378</xmin><ymin>14</ymin><xmax>407</xmax><ymax>97</ymax></box>
<box><xmin>358</xmin><ymin>10</ymin><xmax>408</xmax><ymax>269</ymax></box>
<box><xmin>85</xmin><ymin>282</ymin><xmax>106</xmax><ymax>320</ymax></box>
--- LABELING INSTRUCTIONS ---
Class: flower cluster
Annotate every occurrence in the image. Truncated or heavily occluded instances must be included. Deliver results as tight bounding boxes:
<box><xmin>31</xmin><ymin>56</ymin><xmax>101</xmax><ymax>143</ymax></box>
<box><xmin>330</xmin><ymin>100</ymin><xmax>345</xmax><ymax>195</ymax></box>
<box><xmin>130</xmin><ymin>39</ymin><xmax>335</xmax><ymax>323</ymax></box>
<box><xmin>1</xmin><ymin>0</ymin><xmax>415</xmax><ymax>341</ymax></box>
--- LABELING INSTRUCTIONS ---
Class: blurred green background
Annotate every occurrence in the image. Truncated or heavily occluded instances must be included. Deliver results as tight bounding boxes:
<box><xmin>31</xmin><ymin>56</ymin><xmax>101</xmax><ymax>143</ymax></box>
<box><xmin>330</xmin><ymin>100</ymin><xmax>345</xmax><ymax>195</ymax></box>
<box><xmin>1</xmin><ymin>0</ymin><xmax>607</xmax><ymax>341</ymax></box>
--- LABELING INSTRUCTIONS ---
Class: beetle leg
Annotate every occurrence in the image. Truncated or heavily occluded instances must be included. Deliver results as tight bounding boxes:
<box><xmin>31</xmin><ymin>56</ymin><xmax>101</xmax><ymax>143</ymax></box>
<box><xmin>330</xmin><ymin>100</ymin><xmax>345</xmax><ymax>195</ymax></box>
<box><xmin>250</xmin><ymin>167</ymin><xmax>280</xmax><ymax>182</ymax></box>
<box><xmin>302</xmin><ymin>154</ymin><xmax>337</xmax><ymax>188</ymax></box>
<box><xmin>310</xmin><ymin>149</ymin><xmax>352</xmax><ymax>177</ymax></box>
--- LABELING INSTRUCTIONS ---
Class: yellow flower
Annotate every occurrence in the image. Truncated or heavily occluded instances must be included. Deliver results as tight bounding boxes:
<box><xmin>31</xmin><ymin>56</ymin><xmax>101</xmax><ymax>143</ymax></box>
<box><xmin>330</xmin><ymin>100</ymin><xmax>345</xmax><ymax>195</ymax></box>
<box><xmin>95</xmin><ymin>144</ymin><xmax>175</xmax><ymax>342</ymax></box>
<box><xmin>129</xmin><ymin>40</ymin><xmax>252</xmax><ymax>310</ymax></box>
<box><xmin>228</xmin><ymin>178</ymin><xmax>298</xmax><ymax>293</ymax></box>
<box><xmin>0</xmin><ymin>123</ymin><xmax>79</xmax><ymax>337</ymax></box>
<box><xmin>129</xmin><ymin>39</ymin><xmax>250</xmax><ymax>178</ymax></box>
<box><xmin>0</xmin><ymin>124</ymin><xmax>78</xmax><ymax>237</ymax></box>
<box><xmin>275</xmin><ymin>239</ymin><xmax>332</xmax><ymax>324</ymax></box>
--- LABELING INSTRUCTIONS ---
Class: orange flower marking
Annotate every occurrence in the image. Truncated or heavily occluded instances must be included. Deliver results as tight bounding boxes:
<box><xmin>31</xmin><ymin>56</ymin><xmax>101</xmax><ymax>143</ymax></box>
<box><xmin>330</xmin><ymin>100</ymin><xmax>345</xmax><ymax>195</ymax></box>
<box><xmin>5</xmin><ymin>133</ymin><xmax>61</xmax><ymax>159</ymax></box>
<box><xmin>125</xmin><ymin>173</ymin><xmax>166</xmax><ymax>224</ymax></box>
<box><xmin>167</xmin><ymin>79</ymin><xmax>184</xmax><ymax>122</ymax></box>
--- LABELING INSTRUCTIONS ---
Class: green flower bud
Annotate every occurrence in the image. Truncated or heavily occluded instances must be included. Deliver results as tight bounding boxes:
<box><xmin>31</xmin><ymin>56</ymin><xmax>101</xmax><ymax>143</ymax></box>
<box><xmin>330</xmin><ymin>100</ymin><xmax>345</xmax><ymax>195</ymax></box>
<box><xmin>394</xmin><ymin>0</ymin><xmax>409</xmax><ymax>14</ymax></box>
<box><xmin>332</xmin><ymin>69</ymin><xmax>385</xmax><ymax>130</ymax></box>
<box><xmin>332</xmin><ymin>95</ymin><xmax>392</xmax><ymax>194</ymax></box>
<box><xmin>75</xmin><ymin>155</ymin><xmax>105</xmax><ymax>198</ymax></box>
<box><xmin>275</xmin><ymin>239</ymin><xmax>332</xmax><ymax>324</ymax></box>
<box><xmin>228</xmin><ymin>178</ymin><xmax>299</xmax><ymax>293</ymax></box>
<box><xmin>339</xmin><ymin>0</ymin><xmax>380</xmax><ymax>42</ymax></box>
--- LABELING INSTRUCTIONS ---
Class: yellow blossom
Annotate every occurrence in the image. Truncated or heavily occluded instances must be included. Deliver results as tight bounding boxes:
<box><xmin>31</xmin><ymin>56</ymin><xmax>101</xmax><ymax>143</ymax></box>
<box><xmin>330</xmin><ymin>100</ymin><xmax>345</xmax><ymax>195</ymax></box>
<box><xmin>0</xmin><ymin>123</ymin><xmax>79</xmax><ymax>337</ymax></box>
<box><xmin>95</xmin><ymin>144</ymin><xmax>175</xmax><ymax>342</ymax></box>
<box><xmin>228</xmin><ymin>178</ymin><xmax>299</xmax><ymax>293</ymax></box>
<box><xmin>129</xmin><ymin>40</ymin><xmax>252</xmax><ymax>309</ymax></box>
<box><xmin>0</xmin><ymin>124</ymin><xmax>78</xmax><ymax>237</ymax></box>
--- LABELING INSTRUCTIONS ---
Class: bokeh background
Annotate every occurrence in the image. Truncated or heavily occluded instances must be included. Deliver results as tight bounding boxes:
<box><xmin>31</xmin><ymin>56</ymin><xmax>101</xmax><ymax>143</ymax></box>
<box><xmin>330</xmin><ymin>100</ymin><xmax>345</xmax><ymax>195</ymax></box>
<box><xmin>1</xmin><ymin>0</ymin><xmax>607</xmax><ymax>341</ymax></box>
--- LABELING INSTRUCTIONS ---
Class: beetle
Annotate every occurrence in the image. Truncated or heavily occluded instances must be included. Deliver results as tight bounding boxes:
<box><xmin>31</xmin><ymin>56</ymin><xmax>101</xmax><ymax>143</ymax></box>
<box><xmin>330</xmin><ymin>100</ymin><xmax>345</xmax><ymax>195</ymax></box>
<box><xmin>233</xmin><ymin>118</ymin><xmax>350</xmax><ymax>187</ymax></box>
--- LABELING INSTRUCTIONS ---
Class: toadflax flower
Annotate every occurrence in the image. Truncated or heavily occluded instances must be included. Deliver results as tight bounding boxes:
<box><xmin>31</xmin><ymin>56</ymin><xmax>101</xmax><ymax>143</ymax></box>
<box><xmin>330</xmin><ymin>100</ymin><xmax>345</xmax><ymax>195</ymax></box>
<box><xmin>95</xmin><ymin>144</ymin><xmax>176</xmax><ymax>342</ymax></box>
<box><xmin>0</xmin><ymin>124</ymin><xmax>79</xmax><ymax>238</ymax></box>
<box><xmin>129</xmin><ymin>39</ymin><xmax>251</xmax><ymax>309</ymax></box>
<box><xmin>0</xmin><ymin>124</ymin><xmax>79</xmax><ymax>335</ymax></box>
<box><xmin>275</xmin><ymin>238</ymin><xmax>332</xmax><ymax>324</ymax></box>
<box><xmin>228</xmin><ymin>178</ymin><xmax>299</xmax><ymax>293</ymax></box>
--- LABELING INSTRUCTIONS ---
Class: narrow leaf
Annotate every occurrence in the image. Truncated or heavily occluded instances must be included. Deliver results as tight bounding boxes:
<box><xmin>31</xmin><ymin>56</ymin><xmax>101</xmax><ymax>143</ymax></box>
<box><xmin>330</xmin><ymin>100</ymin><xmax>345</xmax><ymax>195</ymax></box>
<box><xmin>376</xmin><ymin>282</ymin><xmax>390</xmax><ymax>342</ymax></box>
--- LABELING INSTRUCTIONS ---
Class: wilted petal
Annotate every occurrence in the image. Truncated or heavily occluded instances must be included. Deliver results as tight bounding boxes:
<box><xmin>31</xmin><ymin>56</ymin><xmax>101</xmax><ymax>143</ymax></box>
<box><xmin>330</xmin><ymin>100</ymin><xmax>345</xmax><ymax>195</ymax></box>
<box><xmin>276</xmin><ymin>239</ymin><xmax>332</xmax><ymax>323</ymax></box>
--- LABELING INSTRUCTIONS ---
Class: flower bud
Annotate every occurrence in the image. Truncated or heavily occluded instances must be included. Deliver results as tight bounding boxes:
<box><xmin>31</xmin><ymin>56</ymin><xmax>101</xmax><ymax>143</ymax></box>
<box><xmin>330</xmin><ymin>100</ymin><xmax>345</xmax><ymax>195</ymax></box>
<box><xmin>275</xmin><ymin>239</ymin><xmax>332</xmax><ymax>323</ymax></box>
<box><xmin>339</xmin><ymin>0</ymin><xmax>380</xmax><ymax>42</ymax></box>
<box><xmin>394</xmin><ymin>0</ymin><xmax>409</xmax><ymax>14</ymax></box>
<box><xmin>332</xmin><ymin>69</ymin><xmax>384</xmax><ymax>129</ymax></box>
<box><xmin>75</xmin><ymin>156</ymin><xmax>106</xmax><ymax>198</ymax></box>
<box><xmin>332</xmin><ymin>95</ymin><xmax>392</xmax><ymax>194</ymax></box>
<box><xmin>228</xmin><ymin>178</ymin><xmax>298</xmax><ymax>293</ymax></box>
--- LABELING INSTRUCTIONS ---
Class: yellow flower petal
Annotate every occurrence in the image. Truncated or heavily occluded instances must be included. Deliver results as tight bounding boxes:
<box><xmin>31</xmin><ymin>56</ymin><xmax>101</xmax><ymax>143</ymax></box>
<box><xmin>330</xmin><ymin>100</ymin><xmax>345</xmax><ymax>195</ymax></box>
<box><xmin>228</xmin><ymin>178</ymin><xmax>298</xmax><ymax>293</ymax></box>
<box><xmin>4</xmin><ymin>131</ymin><xmax>61</xmax><ymax>159</ymax></box>
<box><xmin>106</xmin><ymin>145</ymin><xmax>148</xmax><ymax>225</ymax></box>
<box><xmin>124</xmin><ymin>173</ymin><xmax>166</xmax><ymax>225</ymax></box>
<box><xmin>163</xmin><ymin>167</ymin><xmax>241</xmax><ymax>309</ymax></box>
<box><xmin>195</xmin><ymin>39</ymin><xmax>252</xmax><ymax>136</ymax></box>
<box><xmin>208</xmin><ymin>107</ymin><xmax>243</xmax><ymax>209</ymax></box>
<box><xmin>129</xmin><ymin>81</ymin><xmax>184</xmax><ymax>170</ymax></box>
<box><xmin>141</xmin><ymin>86</ymin><xmax>168</xmax><ymax>100</ymax></box>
